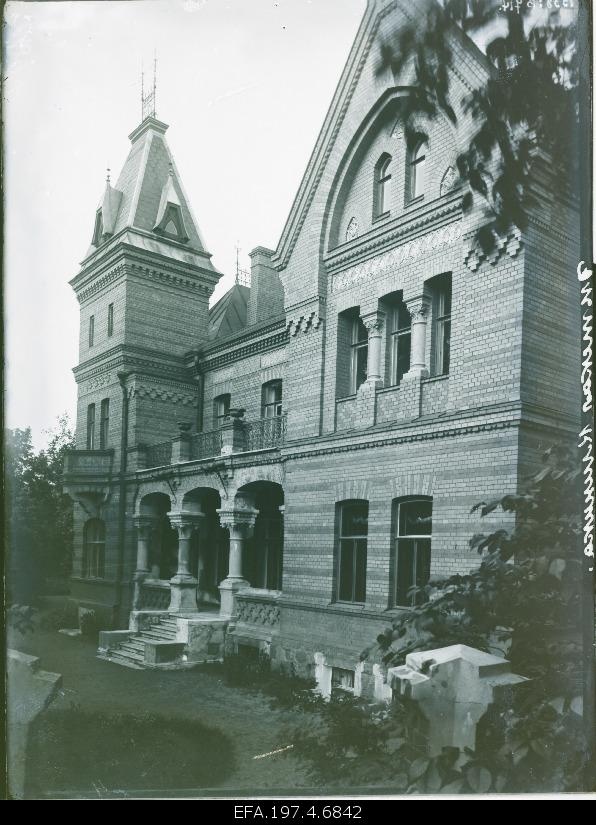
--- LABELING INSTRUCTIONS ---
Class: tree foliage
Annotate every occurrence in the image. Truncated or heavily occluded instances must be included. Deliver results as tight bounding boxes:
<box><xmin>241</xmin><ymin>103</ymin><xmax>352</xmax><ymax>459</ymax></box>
<box><xmin>5</xmin><ymin>415</ymin><xmax>75</xmax><ymax>603</ymax></box>
<box><xmin>377</xmin><ymin>0</ymin><xmax>581</xmax><ymax>252</ymax></box>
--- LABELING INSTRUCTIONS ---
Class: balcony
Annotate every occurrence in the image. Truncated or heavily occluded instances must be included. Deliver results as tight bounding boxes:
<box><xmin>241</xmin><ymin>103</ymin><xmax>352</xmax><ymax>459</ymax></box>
<box><xmin>142</xmin><ymin>413</ymin><xmax>287</xmax><ymax>470</ymax></box>
<box><xmin>62</xmin><ymin>449</ymin><xmax>115</xmax><ymax>501</ymax></box>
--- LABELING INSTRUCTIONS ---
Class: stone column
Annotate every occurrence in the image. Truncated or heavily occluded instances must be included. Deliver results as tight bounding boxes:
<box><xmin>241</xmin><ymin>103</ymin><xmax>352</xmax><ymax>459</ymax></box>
<box><xmin>404</xmin><ymin>295</ymin><xmax>431</xmax><ymax>378</ymax></box>
<box><xmin>354</xmin><ymin>310</ymin><xmax>385</xmax><ymax>429</ymax></box>
<box><xmin>133</xmin><ymin>515</ymin><xmax>156</xmax><ymax>574</ymax></box>
<box><xmin>362</xmin><ymin>311</ymin><xmax>386</xmax><ymax>387</ymax></box>
<box><xmin>400</xmin><ymin>294</ymin><xmax>431</xmax><ymax>420</ymax></box>
<box><xmin>216</xmin><ymin>505</ymin><xmax>258</xmax><ymax>617</ymax></box>
<box><xmin>132</xmin><ymin>515</ymin><xmax>156</xmax><ymax>610</ymax></box>
<box><xmin>167</xmin><ymin>513</ymin><xmax>203</xmax><ymax>613</ymax></box>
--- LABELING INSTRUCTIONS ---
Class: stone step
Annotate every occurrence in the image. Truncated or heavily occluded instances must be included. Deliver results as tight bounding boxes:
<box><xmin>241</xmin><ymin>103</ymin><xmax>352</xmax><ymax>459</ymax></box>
<box><xmin>118</xmin><ymin>641</ymin><xmax>145</xmax><ymax>655</ymax></box>
<box><xmin>137</xmin><ymin>631</ymin><xmax>176</xmax><ymax>642</ymax></box>
<box><xmin>104</xmin><ymin>650</ymin><xmax>144</xmax><ymax>670</ymax></box>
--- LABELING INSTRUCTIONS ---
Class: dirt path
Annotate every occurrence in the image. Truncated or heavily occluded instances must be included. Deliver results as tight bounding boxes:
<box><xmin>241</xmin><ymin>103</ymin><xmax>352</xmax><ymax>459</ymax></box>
<box><xmin>8</xmin><ymin>626</ymin><xmax>312</xmax><ymax>798</ymax></box>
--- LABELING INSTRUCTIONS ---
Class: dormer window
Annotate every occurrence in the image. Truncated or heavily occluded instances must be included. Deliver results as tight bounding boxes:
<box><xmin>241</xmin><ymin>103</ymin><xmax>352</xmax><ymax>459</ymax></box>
<box><xmin>154</xmin><ymin>203</ymin><xmax>189</xmax><ymax>242</ymax></box>
<box><xmin>92</xmin><ymin>209</ymin><xmax>104</xmax><ymax>246</ymax></box>
<box><xmin>407</xmin><ymin>142</ymin><xmax>426</xmax><ymax>203</ymax></box>
<box><xmin>373</xmin><ymin>153</ymin><xmax>392</xmax><ymax>220</ymax></box>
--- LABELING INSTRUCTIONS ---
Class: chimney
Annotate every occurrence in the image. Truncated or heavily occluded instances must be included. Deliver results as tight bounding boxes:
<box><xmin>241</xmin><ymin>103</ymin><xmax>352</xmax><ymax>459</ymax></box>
<box><xmin>247</xmin><ymin>247</ymin><xmax>284</xmax><ymax>325</ymax></box>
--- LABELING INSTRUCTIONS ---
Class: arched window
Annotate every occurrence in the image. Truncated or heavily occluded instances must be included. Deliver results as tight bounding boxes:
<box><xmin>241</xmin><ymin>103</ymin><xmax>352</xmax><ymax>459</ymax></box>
<box><xmin>407</xmin><ymin>142</ymin><xmax>426</xmax><ymax>202</ymax></box>
<box><xmin>392</xmin><ymin>497</ymin><xmax>432</xmax><ymax>606</ymax></box>
<box><xmin>83</xmin><ymin>519</ymin><xmax>106</xmax><ymax>578</ymax></box>
<box><xmin>373</xmin><ymin>153</ymin><xmax>392</xmax><ymax>220</ymax></box>
<box><xmin>336</xmin><ymin>500</ymin><xmax>368</xmax><ymax>603</ymax></box>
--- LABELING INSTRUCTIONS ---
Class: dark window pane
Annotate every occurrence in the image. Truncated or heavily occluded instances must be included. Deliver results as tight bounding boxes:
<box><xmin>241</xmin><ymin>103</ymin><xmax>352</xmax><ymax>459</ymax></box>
<box><xmin>353</xmin><ymin>318</ymin><xmax>368</xmax><ymax>344</ymax></box>
<box><xmin>442</xmin><ymin>319</ymin><xmax>451</xmax><ymax>374</ymax></box>
<box><xmin>396</xmin><ymin>332</ymin><xmax>411</xmax><ymax>384</ymax></box>
<box><xmin>396</xmin><ymin>302</ymin><xmax>411</xmax><ymax>331</ymax></box>
<box><xmin>399</xmin><ymin>499</ymin><xmax>432</xmax><ymax>536</ymax></box>
<box><xmin>415</xmin><ymin>539</ymin><xmax>432</xmax><ymax>589</ymax></box>
<box><xmin>396</xmin><ymin>538</ymin><xmax>415</xmax><ymax>605</ymax></box>
<box><xmin>339</xmin><ymin>539</ymin><xmax>354</xmax><ymax>601</ymax></box>
<box><xmin>342</xmin><ymin>503</ymin><xmax>368</xmax><ymax>537</ymax></box>
<box><xmin>354</xmin><ymin>539</ymin><xmax>367</xmax><ymax>602</ymax></box>
<box><xmin>355</xmin><ymin>345</ymin><xmax>368</xmax><ymax>390</ymax></box>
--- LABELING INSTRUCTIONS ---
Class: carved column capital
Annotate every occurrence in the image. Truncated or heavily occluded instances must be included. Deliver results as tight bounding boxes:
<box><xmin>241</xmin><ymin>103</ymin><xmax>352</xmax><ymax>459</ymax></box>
<box><xmin>405</xmin><ymin>295</ymin><xmax>431</xmax><ymax>322</ymax></box>
<box><xmin>216</xmin><ymin>507</ymin><xmax>259</xmax><ymax>537</ymax></box>
<box><xmin>361</xmin><ymin>310</ymin><xmax>386</xmax><ymax>336</ymax></box>
<box><xmin>168</xmin><ymin>512</ymin><xmax>204</xmax><ymax>539</ymax></box>
<box><xmin>132</xmin><ymin>514</ymin><xmax>158</xmax><ymax>540</ymax></box>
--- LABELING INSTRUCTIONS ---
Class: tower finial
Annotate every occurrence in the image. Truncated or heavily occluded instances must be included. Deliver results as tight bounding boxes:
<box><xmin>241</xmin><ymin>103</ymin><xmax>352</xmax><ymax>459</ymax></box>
<box><xmin>141</xmin><ymin>51</ymin><xmax>157</xmax><ymax>121</ymax></box>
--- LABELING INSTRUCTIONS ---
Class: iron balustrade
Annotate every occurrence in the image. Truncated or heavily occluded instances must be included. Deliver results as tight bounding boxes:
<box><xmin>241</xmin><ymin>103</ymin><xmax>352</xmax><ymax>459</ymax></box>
<box><xmin>244</xmin><ymin>414</ymin><xmax>287</xmax><ymax>451</ymax></box>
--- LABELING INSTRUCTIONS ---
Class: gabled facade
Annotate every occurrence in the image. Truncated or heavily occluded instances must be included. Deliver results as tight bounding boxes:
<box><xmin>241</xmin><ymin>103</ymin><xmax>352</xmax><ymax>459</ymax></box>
<box><xmin>64</xmin><ymin>0</ymin><xmax>580</xmax><ymax>689</ymax></box>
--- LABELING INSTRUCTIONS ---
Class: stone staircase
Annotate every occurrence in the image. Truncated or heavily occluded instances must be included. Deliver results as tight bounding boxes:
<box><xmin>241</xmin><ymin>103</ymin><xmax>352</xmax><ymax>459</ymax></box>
<box><xmin>102</xmin><ymin>615</ymin><xmax>179</xmax><ymax>670</ymax></box>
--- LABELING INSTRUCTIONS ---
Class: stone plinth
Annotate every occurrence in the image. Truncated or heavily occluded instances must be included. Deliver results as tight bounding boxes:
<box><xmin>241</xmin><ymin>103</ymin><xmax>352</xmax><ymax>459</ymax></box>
<box><xmin>388</xmin><ymin>644</ymin><xmax>529</xmax><ymax>756</ymax></box>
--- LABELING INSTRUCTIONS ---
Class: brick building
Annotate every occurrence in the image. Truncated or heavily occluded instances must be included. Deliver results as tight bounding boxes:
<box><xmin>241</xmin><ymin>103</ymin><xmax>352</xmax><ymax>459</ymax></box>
<box><xmin>63</xmin><ymin>0</ymin><xmax>580</xmax><ymax>687</ymax></box>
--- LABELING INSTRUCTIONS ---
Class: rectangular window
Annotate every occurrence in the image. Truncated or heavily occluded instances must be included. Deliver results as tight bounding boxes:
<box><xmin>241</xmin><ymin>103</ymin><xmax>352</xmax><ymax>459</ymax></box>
<box><xmin>214</xmin><ymin>393</ymin><xmax>231</xmax><ymax>427</ymax></box>
<box><xmin>350</xmin><ymin>317</ymin><xmax>368</xmax><ymax>394</ymax></box>
<box><xmin>433</xmin><ymin>277</ymin><xmax>451</xmax><ymax>376</ymax></box>
<box><xmin>390</xmin><ymin>299</ymin><xmax>411</xmax><ymax>386</ymax></box>
<box><xmin>86</xmin><ymin>403</ymin><xmax>96</xmax><ymax>450</ymax></box>
<box><xmin>88</xmin><ymin>315</ymin><xmax>95</xmax><ymax>348</ymax></box>
<box><xmin>337</xmin><ymin>501</ymin><xmax>368</xmax><ymax>603</ymax></box>
<box><xmin>393</xmin><ymin>498</ymin><xmax>432</xmax><ymax>607</ymax></box>
<box><xmin>262</xmin><ymin>380</ymin><xmax>282</xmax><ymax>418</ymax></box>
<box><xmin>331</xmin><ymin>667</ymin><xmax>355</xmax><ymax>694</ymax></box>
<box><xmin>107</xmin><ymin>303</ymin><xmax>114</xmax><ymax>337</ymax></box>
<box><xmin>99</xmin><ymin>398</ymin><xmax>110</xmax><ymax>449</ymax></box>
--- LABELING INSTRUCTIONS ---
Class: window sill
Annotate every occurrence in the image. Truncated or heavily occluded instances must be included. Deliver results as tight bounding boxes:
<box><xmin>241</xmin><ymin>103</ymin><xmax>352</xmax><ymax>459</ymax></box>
<box><xmin>372</xmin><ymin>211</ymin><xmax>390</xmax><ymax>224</ymax></box>
<box><xmin>329</xmin><ymin>600</ymin><xmax>367</xmax><ymax>611</ymax></box>
<box><xmin>335</xmin><ymin>393</ymin><xmax>357</xmax><ymax>403</ymax></box>
<box><xmin>377</xmin><ymin>383</ymin><xmax>401</xmax><ymax>394</ymax></box>
<box><xmin>424</xmin><ymin>372</ymin><xmax>449</xmax><ymax>382</ymax></box>
<box><xmin>405</xmin><ymin>195</ymin><xmax>424</xmax><ymax>209</ymax></box>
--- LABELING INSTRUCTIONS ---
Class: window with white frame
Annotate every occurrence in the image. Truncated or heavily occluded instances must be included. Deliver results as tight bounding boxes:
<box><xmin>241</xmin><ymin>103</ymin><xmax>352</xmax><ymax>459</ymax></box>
<box><xmin>336</xmin><ymin>500</ymin><xmax>368</xmax><ymax>603</ymax></box>
<box><xmin>86</xmin><ymin>403</ymin><xmax>96</xmax><ymax>450</ymax></box>
<box><xmin>99</xmin><ymin>398</ymin><xmax>109</xmax><ymax>449</ymax></box>
<box><xmin>389</xmin><ymin>297</ymin><xmax>411</xmax><ymax>386</ymax></box>
<box><xmin>431</xmin><ymin>275</ymin><xmax>451</xmax><ymax>376</ymax></box>
<box><xmin>407</xmin><ymin>142</ymin><xmax>426</xmax><ymax>202</ymax></box>
<box><xmin>350</xmin><ymin>317</ymin><xmax>368</xmax><ymax>394</ymax></box>
<box><xmin>83</xmin><ymin>518</ymin><xmax>106</xmax><ymax>578</ymax></box>
<box><xmin>261</xmin><ymin>380</ymin><xmax>282</xmax><ymax>418</ymax></box>
<box><xmin>393</xmin><ymin>497</ymin><xmax>432</xmax><ymax>607</ymax></box>
<box><xmin>373</xmin><ymin>153</ymin><xmax>392</xmax><ymax>220</ymax></box>
<box><xmin>213</xmin><ymin>393</ymin><xmax>231</xmax><ymax>427</ymax></box>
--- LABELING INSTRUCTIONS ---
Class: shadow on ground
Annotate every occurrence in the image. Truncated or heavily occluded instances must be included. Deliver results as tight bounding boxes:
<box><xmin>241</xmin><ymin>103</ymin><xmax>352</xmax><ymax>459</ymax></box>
<box><xmin>24</xmin><ymin>708</ymin><xmax>234</xmax><ymax>799</ymax></box>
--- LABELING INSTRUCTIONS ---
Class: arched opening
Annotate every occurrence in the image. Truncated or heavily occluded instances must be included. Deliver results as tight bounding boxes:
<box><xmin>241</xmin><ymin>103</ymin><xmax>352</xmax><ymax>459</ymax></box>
<box><xmin>139</xmin><ymin>492</ymin><xmax>176</xmax><ymax>580</ymax></box>
<box><xmin>182</xmin><ymin>487</ymin><xmax>229</xmax><ymax>607</ymax></box>
<box><xmin>236</xmin><ymin>481</ymin><xmax>285</xmax><ymax>591</ymax></box>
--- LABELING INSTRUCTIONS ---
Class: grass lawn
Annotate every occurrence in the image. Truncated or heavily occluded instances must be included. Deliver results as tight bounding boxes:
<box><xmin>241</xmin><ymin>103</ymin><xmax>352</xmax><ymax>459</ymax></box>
<box><xmin>9</xmin><ymin>616</ymin><xmax>311</xmax><ymax>799</ymax></box>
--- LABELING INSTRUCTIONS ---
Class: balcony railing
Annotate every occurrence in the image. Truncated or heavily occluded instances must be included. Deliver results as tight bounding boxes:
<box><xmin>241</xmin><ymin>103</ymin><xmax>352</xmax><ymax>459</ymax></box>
<box><xmin>244</xmin><ymin>414</ymin><xmax>287</xmax><ymax>451</ymax></box>
<box><xmin>236</xmin><ymin>588</ymin><xmax>281</xmax><ymax>629</ymax></box>
<box><xmin>190</xmin><ymin>429</ymin><xmax>222</xmax><ymax>461</ymax></box>
<box><xmin>141</xmin><ymin>413</ymin><xmax>287</xmax><ymax>470</ymax></box>
<box><xmin>145</xmin><ymin>441</ymin><xmax>173</xmax><ymax>469</ymax></box>
<box><xmin>139</xmin><ymin>580</ymin><xmax>171</xmax><ymax>611</ymax></box>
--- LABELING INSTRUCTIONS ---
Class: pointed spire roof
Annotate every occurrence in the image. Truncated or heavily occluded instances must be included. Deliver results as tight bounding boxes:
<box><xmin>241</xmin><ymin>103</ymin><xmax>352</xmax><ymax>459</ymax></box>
<box><xmin>83</xmin><ymin>115</ymin><xmax>218</xmax><ymax>275</ymax></box>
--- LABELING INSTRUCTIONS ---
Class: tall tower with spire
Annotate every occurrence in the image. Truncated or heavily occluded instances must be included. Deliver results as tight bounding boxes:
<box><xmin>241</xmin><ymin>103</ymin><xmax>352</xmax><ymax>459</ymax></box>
<box><xmin>70</xmin><ymin>114</ymin><xmax>221</xmax><ymax>456</ymax></box>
